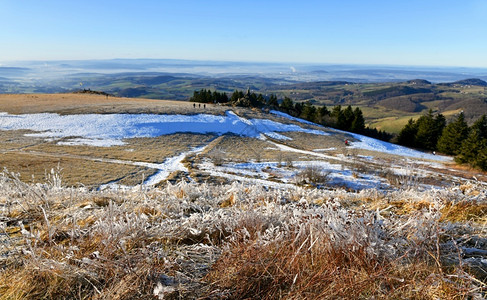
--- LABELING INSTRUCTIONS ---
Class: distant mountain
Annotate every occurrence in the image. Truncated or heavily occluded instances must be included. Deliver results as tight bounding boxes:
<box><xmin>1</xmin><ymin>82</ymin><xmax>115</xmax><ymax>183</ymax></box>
<box><xmin>443</xmin><ymin>78</ymin><xmax>487</xmax><ymax>87</ymax></box>
<box><xmin>0</xmin><ymin>67</ymin><xmax>30</xmax><ymax>76</ymax></box>
<box><xmin>362</xmin><ymin>86</ymin><xmax>433</xmax><ymax>99</ymax></box>
<box><xmin>407</xmin><ymin>79</ymin><xmax>431</xmax><ymax>85</ymax></box>
<box><xmin>450</xmin><ymin>78</ymin><xmax>487</xmax><ymax>86</ymax></box>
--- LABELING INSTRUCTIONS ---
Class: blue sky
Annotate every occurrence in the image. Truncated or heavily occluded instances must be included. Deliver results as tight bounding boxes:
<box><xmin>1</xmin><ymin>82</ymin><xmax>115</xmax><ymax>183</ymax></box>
<box><xmin>1</xmin><ymin>0</ymin><xmax>487</xmax><ymax>67</ymax></box>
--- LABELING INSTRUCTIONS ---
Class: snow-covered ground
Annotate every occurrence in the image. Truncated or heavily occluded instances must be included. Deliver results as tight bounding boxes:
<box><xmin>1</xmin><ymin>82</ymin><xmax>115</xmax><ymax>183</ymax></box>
<box><xmin>0</xmin><ymin>111</ymin><xmax>326</xmax><ymax>146</ymax></box>
<box><xmin>0</xmin><ymin>109</ymin><xmax>465</xmax><ymax>190</ymax></box>
<box><xmin>144</xmin><ymin>144</ymin><xmax>208</xmax><ymax>186</ymax></box>
<box><xmin>270</xmin><ymin>110</ymin><xmax>317</xmax><ymax>126</ymax></box>
<box><xmin>197</xmin><ymin>158</ymin><xmax>389</xmax><ymax>191</ymax></box>
<box><xmin>346</xmin><ymin>132</ymin><xmax>451</xmax><ymax>161</ymax></box>
<box><xmin>270</xmin><ymin>110</ymin><xmax>452</xmax><ymax>162</ymax></box>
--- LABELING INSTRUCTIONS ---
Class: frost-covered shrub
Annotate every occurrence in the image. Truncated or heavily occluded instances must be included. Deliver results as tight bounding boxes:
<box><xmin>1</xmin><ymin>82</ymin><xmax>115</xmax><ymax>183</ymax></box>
<box><xmin>0</xmin><ymin>173</ymin><xmax>485</xmax><ymax>299</ymax></box>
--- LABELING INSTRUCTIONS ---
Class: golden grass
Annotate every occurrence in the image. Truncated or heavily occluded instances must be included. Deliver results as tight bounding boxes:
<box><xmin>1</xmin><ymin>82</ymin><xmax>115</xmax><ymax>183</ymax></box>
<box><xmin>441</xmin><ymin>201</ymin><xmax>487</xmax><ymax>223</ymax></box>
<box><xmin>200</xmin><ymin>135</ymin><xmax>281</xmax><ymax>163</ymax></box>
<box><xmin>0</xmin><ymin>93</ymin><xmax>228</xmax><ymax>115</ymax></box>
<box><xmin>0</xmin><ymin>152</ymin><xmax>150</xmax><ymax>187</ymax></box>
<box><xmin>203</xmin><ymin>219</ymin><xmax>474</xmax><ymax>299</ymax></box>
<box><xmin>1</xmin><ymin>175</ymin><xmax>485</xmax><ymax>299</ymax></box>
<box><xmin>278</xmin><ymin>131</ymin><xmax>347</xmax><ymax>153</ymax></box>
<box><xmin>0</xmin><ymin>130</ymin><xmax>215</xmax><ymax>186</ymax></box>
<box><xmin>27</xmin><ymin>133</ymin><xmax>215</xmax><ymax>163</ymax></box>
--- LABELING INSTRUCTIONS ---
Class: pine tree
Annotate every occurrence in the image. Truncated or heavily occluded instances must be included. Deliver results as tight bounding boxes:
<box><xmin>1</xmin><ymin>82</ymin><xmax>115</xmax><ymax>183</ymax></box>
<box><xmin>456</xmin><ymin>115</ymin><xmax>487</xmax><ymax>170</ymax></box>
<box><xmin>397</xmin><ymin>118</ymin><xmax>418</xmax><ymax>148</ymax></box>
<box><xmin>230</xmin><ymin>90</ymin><xmax>244</xmax><ymax>103</ymax></box>
<box><xmin>342</xmin><ymin>105</ymin><xmax>354</xmax><ymax>131</ymax></box>
<box><xmin>267</xmin><ymin>94</ymin><xmax>279</xmax><ymax>108</ymax></box>
<box><xmin>300</xmin><ymin>101</ymin><xmax>317</xmax><ymax>122</ymax></box>
<box><xmin>280</xmin><ymin>97</ymin><xmax>294</xmax><ymax>114</ymax></box>
<box><xmin>415</xmin><ymin>110</ymin><xmax>445</xmax><ymax>150</ymax></box>
<box><xmin>473</xmin><ymin>114</ymin><xmax>487</xmax><ymax>139</ymax></box>
<box><xmin>293</xmin><ymin>102</ymin><xmax>303</xmax><ymax>117</ymax></box>
<box><xmin>315</xmin><ymin>105</ymin><xmax>330</xmax><ymax>125</ymax></box>
<box><xmin>437</xmin><ymin>112</ymin><xmax>469</xmax><ymax>155</ymax></box>
<box><xmin>351</xmin><ymin>107</ymin><xmax>365</xmax><ymax>133</ymax></box>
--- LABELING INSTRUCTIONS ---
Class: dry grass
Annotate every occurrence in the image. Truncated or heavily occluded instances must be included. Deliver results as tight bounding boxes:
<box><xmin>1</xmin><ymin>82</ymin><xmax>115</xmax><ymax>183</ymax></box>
<box><xmin>1</xmin><ymin>172</ymin><xmax>485</xmax><ymax>299</ymax></box>
<box><xmin>441</xmin><ymin>201</ymin><xmax>487</xmax><ymax>223</ymax></box>
<box><xmin>0</xmin><ymin>130</ymin><xmax>215</xmax><ymax>187</ymax></box>
<box><xmin>27</xmin><ymin>133</ymin><xmax>215</xmax><ymax>163</ymax></box>
<box><xmin>440</xmin><ymin>184</ymin><xmax>487</xmax><ymax>223</ymax></box>
<box><xmin>199</xmin><ymin>135</ymin><xmax>281</xmax><ymax>163</ymax></box>
<box><xmin>0</xmin><ymin>152</ymin><xmax>150</xmax><ymax>187</ymax></box>
<box><xmin>277</xmin><ymin>131</ymin><xmax>347</xmax><ymax>154</ymax></box>
<box><xmin>295</xmin><ymin>164</ymin><xmax>331</xmax><ymax>186</ymax></box>
<box><xmin>204</xmin><ymin>224</ymin><xmax>472</xmax><ymax>299</ymax></box>
<box><xmin>0</xmin><ymin>93</ymin><xmax>228</xmax><ymax>115</ymax></box>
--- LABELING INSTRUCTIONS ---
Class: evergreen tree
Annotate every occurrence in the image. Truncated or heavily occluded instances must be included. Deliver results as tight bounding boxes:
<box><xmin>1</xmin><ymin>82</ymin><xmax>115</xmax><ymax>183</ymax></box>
<box><xmin>397</xmin><ymin>118</ymin><xmax>418</xmax><ymax>148</ymax></box>
<box><xmin>342</xmin><ymin>105</ymin><xmax>355</xmax><ymax>131</ymax></box>
<box><xmin>415</xmin><ymin>110</ymin><xmax>445</xmax><ymax>150</ymax></box>
<box><xmin>267</xmin><ymin>94</ymin><xmax>279</xmax><ymax>108</ymax></box>
<box><xmin>300</xmin><ymin>101</ymin><xmax>317</xmax><ymax>122</ymax></box>
<box><xmin>437</xmin><ymin>112</ymin><xmax>469</xmax><ymax>155</ymax></box>
<box><xmin>316</xmin><ymin>105</ymin><xmax>330</xmax><ymax>125</ymax></box>
<box><xmin>230</xmin><ymin>90</ymin><xmax>244</xmax><ymax>103</ymax></box>
<box><xmin>280</xmin><ymin>97</ymin><xmax>294</xmax><ymax>114</ymax></box>
<box><xmin>351</xmin><ymin>107</ymin><xmax>365</xmax><ymax>133</ymax></box>
<box><xmin>293</xmin><ymin>102</ymin><xmax>303</xmax><ymax>117</ymax></box>
<box><xmin>330</xmin><ymin>105</ymin><xmax>345</xmax><ymax>129</ymax></box>
<box><xmin>318</xmin><ymin>105</ymin><xmax>329</xmax><ymax>118</ymax></box>
<box><xmin>331</xmin><ymin>105</ymin><xmax>342</xmax><ymax>119</ymax></box>
<box><xmin>473</xmin><ymin>114</ymin><xmax>487</xmax><ymax>139</ymax></box>
<box><xmin>456</xmin><ymin>115</ymin><xmax>487</xmax><ymax>170</ymax></box>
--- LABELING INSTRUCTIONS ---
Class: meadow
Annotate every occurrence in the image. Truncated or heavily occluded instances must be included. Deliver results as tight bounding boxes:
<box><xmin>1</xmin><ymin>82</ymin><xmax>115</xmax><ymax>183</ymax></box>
<box><xmin>0</xmin><ymin>94</ymin><xmax>486</xmax><ymax>299</ymax></box>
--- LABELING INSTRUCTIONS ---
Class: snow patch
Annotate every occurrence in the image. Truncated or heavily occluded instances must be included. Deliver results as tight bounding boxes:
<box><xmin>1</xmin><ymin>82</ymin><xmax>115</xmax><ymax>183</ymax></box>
<box><xmin>144</xmin><ymin>145</ymin><xmax>208</xmax><ymax>186</ymax></box>
<box><xmin>270</xmin><ymin>110</ymin><xmax>318</xmax><ymax>126</ymax></box>
<box><xmin>268</xmin><ymin>109</ymin><xmax>452</xmax><ymax>163</ymax></box>
<box><xmin>347</xmin><ymin>132</ymin><xmax>451</xmax><ymax>161</ymax></box>
<box><xmin>313</xmin><ymin>147</ymin><xmax>337</xmax><ymax>152</ymax></box>
<box><xmin>0</xmin><ymin>111</ymin><xmax>328</xmax><ymax>146</ymax></box>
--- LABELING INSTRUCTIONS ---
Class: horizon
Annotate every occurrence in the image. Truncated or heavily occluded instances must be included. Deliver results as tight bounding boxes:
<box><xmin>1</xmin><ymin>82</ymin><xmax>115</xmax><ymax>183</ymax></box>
<box><xmin>1</xmin><ymin>1</ymin><xmax>487</xmax><ymax>68</ymax></box>
<box><xmin>2</xmin><ymin>57</ymin><xmax>487</xmax><ymax>73</ymax></box>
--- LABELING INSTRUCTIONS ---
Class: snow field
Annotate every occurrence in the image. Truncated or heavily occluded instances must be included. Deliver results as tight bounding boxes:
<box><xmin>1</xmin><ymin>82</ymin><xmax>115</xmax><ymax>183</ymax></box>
<box><xmin>270</xmin><ymin>110</ymin><xmax>452</xmax><ymax>162</ymax></box>
<box><xmin>0</xmin><ymin>110</ymin><xmax>327</xmax><ymax>147</ymax></box>
<box><xmin>0</xmin><ymin>109</ymin><xmax>464</xmax><ymax>190</ymax></box>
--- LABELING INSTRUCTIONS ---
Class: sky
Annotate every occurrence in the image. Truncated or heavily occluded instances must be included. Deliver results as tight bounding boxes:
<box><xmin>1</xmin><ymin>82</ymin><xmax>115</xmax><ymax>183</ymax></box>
<box><xmin>1</xmin><ymin>0</ymin><xmax>487</xmax><ymax>67</ymax></box>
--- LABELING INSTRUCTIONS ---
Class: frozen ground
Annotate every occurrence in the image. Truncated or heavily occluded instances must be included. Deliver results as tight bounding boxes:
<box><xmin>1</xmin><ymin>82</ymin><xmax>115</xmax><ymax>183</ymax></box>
<box><xmin>0</xmin><ymin>109</ymin><xmax>472</xmax><ymax>190</ymax></box>
<box><xmin>270</xmin><ymin>110</ymin><xmax>451</xmax><ymax>162</ymax></box>
<box><xmin>0</xmin><ymin>111</ymin><xmax>326</xmax><ymax>146</ymax></box>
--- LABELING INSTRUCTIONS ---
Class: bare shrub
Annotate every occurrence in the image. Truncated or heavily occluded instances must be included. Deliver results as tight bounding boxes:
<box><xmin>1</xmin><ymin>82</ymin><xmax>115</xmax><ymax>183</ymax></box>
<box><xmin>209</xmin><ymin>147</ymin><xmax>226</xmax><ymax>166</ymax></box>
<box><xmin>383</xmin><ymin>167</ymin><xmax>423</xmax><ymax>189</ymax></box>
<box><xmin>295</xmin><ymin>164</ymin><xmax>330</xmax><ymax>186</ymax></box>
<box><xmin>284</xmin><ymin>155</ymin><xmax>293</xmax><ymax>168</ymax></box>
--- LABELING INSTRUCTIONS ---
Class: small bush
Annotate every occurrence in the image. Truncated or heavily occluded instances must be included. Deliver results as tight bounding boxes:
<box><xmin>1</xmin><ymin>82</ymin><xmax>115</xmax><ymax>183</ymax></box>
<box><xmin>295</xmin><ymin>164</ymin><xmax>330</xmax><ymax>185</ymax></box>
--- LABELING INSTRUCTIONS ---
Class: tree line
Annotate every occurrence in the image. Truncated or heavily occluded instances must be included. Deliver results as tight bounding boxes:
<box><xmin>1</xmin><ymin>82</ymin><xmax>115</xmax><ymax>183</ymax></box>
<box><xmin>398</xmin><ymin>110</ymin><xmax>487</xmax><ymax>170</ymax></box>
<box><xmin>189</xmin><ymin>89</ymin><xmax>391</xmax><ymax>141</ymax></box>
<box><xmin>189</xmin><ymin>89</ymin><xmax>229</xmax><ymax>103</ymax></box>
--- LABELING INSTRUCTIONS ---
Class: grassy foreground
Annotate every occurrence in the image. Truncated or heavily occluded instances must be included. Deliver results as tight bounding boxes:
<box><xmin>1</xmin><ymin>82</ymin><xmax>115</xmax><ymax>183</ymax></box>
<box><xmin>0</xmin><ymin>169</ymin><xmax>486</xmax><ymax>299</ymax></box>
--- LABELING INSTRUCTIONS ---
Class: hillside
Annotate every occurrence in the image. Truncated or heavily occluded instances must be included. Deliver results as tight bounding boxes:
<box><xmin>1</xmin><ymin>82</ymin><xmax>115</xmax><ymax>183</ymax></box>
<box><xmin>0</xmin><ymin>93</ymin><xmax>482</xmax><ymax>190</ymax></box>
<box><xmin>0</xmin><ymin>94</ymin><xmax>486</xmax><ymax>298</ymax></box>
<box><xmin>446</xmin><ymin>78</ymin><xmax>487</xmax><ymax>87</ymax></box>
<box><xmin>2</xmin><ymin>65</ymin><xmax>487</xmax><ymax>134</ymax></box>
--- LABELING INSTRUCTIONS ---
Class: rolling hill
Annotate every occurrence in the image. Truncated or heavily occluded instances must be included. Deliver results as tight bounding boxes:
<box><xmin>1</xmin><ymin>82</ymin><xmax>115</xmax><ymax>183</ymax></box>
<box><xmin>0</xmin><ymin>93</ymin><xmax>486</xmax><ymax>299</ymax></box>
